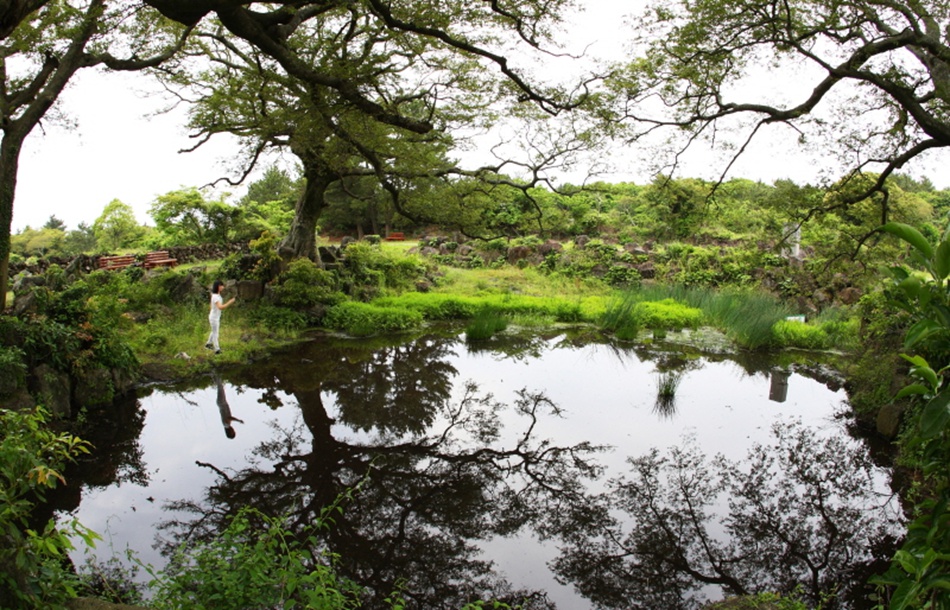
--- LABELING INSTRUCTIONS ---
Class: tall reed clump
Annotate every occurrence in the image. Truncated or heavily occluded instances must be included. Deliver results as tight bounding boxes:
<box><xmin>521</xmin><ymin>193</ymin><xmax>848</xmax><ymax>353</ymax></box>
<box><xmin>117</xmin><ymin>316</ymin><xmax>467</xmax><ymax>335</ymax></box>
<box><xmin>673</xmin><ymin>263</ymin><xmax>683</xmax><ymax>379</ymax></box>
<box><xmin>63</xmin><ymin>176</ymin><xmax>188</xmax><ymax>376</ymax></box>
<box><xmin>606</xmin><ymin>285</ymin><xmax>794</xmax><ymax>349</ymax></box>
<box><xmin>600</xmin><ymin>293</ymin><xmax>703</xmax><ymax>341</ymax></box>
<box><xmin>600</xmin><ymin>294</ymin><xmax>641</xmax><ymax>340</ymax></box>
<box><xmin>653</xmin><ymin>370</ymin><xmax>683</xmax><ymax>418</ymax></box>
<box><xmin>695</xmin><ymin>289</ymin><xmax>793</xmax><ymax>349</ymax></box>
<box><xmin>465</xmin><ymin>308</ymin><xmax>509</xmax><ymax>341</ymax></box>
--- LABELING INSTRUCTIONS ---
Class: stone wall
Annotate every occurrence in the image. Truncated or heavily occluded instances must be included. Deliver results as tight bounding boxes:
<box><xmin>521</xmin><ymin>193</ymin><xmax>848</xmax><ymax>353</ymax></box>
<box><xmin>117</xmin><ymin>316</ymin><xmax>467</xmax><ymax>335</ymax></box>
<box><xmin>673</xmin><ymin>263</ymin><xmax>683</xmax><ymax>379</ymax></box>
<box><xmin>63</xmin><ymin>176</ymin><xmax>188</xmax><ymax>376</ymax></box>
<box><xmin>9</xmin><ymin>242</ymin><xmax>250</xmax><ymax>277</ymax></box>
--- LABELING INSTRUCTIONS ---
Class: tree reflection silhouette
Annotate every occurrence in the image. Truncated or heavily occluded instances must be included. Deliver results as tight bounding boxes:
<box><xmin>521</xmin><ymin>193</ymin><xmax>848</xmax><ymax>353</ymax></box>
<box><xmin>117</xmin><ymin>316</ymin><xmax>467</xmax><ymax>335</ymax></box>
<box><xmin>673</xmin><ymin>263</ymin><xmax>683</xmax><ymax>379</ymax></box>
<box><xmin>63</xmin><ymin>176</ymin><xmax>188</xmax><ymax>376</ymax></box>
<box><xmin>550</xmin><ymin>420</ymin><xmax>900</xmax><ymax>610</ymax></box>
<box><xmin>158</xmin><ymin>335</ymin><xmax>605</xmax><ymax>609</ymax></box>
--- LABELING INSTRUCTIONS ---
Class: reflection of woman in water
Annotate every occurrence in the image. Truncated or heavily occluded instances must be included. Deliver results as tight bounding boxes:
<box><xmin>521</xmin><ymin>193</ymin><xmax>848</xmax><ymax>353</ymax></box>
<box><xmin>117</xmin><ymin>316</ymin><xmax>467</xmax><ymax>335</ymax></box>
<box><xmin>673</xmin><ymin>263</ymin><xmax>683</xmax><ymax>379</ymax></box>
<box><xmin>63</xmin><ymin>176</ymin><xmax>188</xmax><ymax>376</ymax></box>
<box><xmin>213</xmin><ymin>373</ymin><xmax>243</xmax><ymax>438</ymax></box>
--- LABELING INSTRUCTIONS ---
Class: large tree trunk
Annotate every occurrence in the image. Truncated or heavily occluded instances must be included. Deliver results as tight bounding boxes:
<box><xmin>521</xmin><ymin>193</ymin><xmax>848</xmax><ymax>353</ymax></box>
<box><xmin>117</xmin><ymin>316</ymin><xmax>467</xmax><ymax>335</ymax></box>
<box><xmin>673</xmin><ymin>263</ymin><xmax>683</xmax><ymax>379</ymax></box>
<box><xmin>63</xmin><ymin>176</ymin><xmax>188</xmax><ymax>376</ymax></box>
<box><xmin>0</xmin><ymin>135</ymin><xmax>23</xmax><ymax>310</ymax></box>
<box><xmin>278</xmin><ymin>167</ymin><xmax>333</xmax><ymax>262</ymax></box>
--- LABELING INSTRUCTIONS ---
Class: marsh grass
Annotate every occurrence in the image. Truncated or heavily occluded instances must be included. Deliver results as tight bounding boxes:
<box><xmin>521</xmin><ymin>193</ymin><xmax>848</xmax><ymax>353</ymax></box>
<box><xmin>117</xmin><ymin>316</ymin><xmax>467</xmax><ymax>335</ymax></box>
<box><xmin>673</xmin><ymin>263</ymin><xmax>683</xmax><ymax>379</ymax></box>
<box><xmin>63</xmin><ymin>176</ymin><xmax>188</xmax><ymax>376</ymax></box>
<box><xmin>697</xmin><ymin>290</ymin><xmax>792</xmax><ymax>349</ymax></box>
<box><xmin>465</xmin><ymin>308</ymin><xmax>510</xmax><ymax>341</ymax></box>
<box><xmin>606</xmin><ymin>285</ymin><xmax>794</xmax><ymax>349</ymax></box>
<box><xmin>653</xmin><ymin>371</ymin><xmax>683</xmax><ymax>418</ymax></box>
<box><xmin>600</xmin><ymin>295</ymin><xmax>702</xmax><ymax>341</ymax></box>
<box><xmin>373</xmin><ymin>292</ymin><xmax>603</xmax><ymax>324</ymax></box>
<box><xmin>432</xmin><ymin>266</ymin><xmax>607</xmax><ymax>300</ymax></box>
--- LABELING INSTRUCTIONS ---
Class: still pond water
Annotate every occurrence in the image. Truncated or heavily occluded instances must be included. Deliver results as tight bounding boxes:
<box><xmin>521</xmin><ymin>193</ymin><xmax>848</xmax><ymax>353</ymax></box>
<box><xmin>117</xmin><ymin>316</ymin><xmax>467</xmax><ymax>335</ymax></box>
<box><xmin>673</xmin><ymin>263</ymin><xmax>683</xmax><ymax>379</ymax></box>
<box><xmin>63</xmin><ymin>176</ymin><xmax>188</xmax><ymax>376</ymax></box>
<box><xmin>63</xmin><ymin>329</ymin><xmax>900</xmax><ymax>609</ymax></box>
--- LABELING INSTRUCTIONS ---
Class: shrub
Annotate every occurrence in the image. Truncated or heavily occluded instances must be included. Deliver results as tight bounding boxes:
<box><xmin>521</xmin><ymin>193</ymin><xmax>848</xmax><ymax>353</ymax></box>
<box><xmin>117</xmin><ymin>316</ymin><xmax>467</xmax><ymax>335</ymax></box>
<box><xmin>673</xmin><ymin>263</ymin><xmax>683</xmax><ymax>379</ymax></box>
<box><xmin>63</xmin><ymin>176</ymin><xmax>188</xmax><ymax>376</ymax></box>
<box><xmin>373</xmin><ymin>293</ymin><xmax>481</xmax><ymax>319</ymax></box>
<box><xmin>339</xmin><ymin>242</ymin><xmax>429</xmax><ymax>299</ymax></box>
<box><xmin>249</xmin><ymin>304</ymin><xmax>309</xmax><ymax>332</ymax></box>
<box><xmin>271</xmin><ymin>259</ymin><xmax>344</xmax><ymax>309</ymax></box>
<box><xmin>324</xmin><ymin>302</ymin><xmax>423</xmax><ymax>336</ymax></box>
<box><xmin>771</xmin><ymin>320</ymin><xmax>829</xmax><ymax>350</ymax></box>
<box><xmin>632</xmin><ymin>299</ymin><xmax>703</xmax><ymax>330</ymax></box>
<box><xmin>148</xmin><ymin>507</ymin><xmax>362</xmax><ymax>610</ymax></box>
<box><xmin>0</xmin><ymin>407</ymin><xmax>98</xmax><ymax>609</ymax></box>
<box><xmin>0</xmin><ymin>345</ymin><xmax>27</xmax><ymax>395</ymax></box>
<box><xmin>465</xmin><ymin>309</ymin><xmax>509</xmax><ymax>341</ymax></box>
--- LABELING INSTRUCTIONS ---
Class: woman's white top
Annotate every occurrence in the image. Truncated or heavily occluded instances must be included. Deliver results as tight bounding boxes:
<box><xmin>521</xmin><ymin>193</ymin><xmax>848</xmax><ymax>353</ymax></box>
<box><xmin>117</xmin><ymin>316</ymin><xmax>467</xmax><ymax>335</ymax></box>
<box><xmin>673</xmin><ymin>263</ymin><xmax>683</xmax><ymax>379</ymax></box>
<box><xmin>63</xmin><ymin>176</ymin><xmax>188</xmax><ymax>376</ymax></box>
<box><xmin>209</xmin><ymin>292</ymin><xmax>223</xmax><ymax>321</ymax></box>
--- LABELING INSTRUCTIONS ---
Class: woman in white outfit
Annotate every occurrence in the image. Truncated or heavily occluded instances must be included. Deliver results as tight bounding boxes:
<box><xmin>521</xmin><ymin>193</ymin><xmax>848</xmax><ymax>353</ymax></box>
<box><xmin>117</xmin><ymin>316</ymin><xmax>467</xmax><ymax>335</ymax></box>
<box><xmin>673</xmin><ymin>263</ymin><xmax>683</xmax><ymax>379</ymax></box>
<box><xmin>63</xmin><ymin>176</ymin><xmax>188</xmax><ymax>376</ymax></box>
<box><xmin>206</xmin><ymin>280</ymin><xmax>235</xmax><ymax>354</ymax></box>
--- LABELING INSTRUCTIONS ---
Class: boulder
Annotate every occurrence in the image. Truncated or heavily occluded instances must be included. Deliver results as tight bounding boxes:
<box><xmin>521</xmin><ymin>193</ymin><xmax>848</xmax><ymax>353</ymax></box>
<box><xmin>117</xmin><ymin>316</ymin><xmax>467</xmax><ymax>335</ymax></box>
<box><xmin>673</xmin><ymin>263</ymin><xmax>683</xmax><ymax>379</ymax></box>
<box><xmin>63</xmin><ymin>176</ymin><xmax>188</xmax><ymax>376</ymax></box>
<box><xmin>12</xmin><ymin>289</ymin><xmax>39</xmax><ymax>317</ymax></box>
<box><xmin>636</xmin><ymin>261</ymin><xmax>656</xmax><ymax>279</ymax></box>
<box><xmin>506</xmin><ymin>245</ymin><xmax>534</xmax><ymax>265</ymax></box>
<box><xmin>31</xmin><ymin>364</ymin><xmax>72</xmax><ymax>419</ymax></box>
<box><xmin>158</xmin><ymin>272</ymin><xmax>203</xmax><ymax>303</ymax></box>
<box><xmin>111</xmin><ymin>367</ymin><xmax>139</xmax><ymax>396</ymax></box>
<box><xmin>876</xmin><ymin>400</ymin><xmax>906</xmax><ymax>439</ymax></box>
<box><xmin>1</xmin><ymin>387</ymin><xmax>35</xmax><ymax>411</ymax></box>
<box><xmin>836</xmin><ymin>286</ymin><xmax>862</xmax><ymax>305</ymax></box>
<box><xmin>235</xmin><ymin>279</ymin><xmax>264</xmax><ymax>300</ymax></box>
<box><xmin>73</xmin><ymin>366</ymin><xmax>115</xmax><ymax>408</ymax></box>
<box><xmin>12</xmin><ymin>273</ymin><xmax>46</xmax><ymax>294</ymax></box>
<box><xmin>318</xmin><ymin>245</ymin><xmax>340</xmax><ymax>265</ymax></box>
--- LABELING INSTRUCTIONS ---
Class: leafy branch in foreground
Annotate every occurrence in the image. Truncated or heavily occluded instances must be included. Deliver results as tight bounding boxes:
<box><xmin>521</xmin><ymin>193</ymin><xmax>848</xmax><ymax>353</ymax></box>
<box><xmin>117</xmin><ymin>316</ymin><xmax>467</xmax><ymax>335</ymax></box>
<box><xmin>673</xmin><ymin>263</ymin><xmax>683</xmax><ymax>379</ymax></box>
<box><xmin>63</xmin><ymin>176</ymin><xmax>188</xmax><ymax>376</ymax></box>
<box><xmin>0</xmin><ymin>407</ymin><xmax>97</xmax><ymax>609</ymax></box>
<box><xmin>870</xmin><ymin>222</ymin><xmax>950</xmax><ymax>609</ymax></box>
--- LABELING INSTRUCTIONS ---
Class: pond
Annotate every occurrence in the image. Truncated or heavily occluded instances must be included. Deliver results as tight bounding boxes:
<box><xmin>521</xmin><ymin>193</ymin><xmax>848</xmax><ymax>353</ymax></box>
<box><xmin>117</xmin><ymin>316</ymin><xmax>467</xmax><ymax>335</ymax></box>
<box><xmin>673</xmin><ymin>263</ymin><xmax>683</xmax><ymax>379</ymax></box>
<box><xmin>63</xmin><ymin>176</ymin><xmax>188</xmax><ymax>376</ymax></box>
<box><xmin>59</xmin><ymin>330</ymin><xmax>901</xmax><ymax>609</ymax></box>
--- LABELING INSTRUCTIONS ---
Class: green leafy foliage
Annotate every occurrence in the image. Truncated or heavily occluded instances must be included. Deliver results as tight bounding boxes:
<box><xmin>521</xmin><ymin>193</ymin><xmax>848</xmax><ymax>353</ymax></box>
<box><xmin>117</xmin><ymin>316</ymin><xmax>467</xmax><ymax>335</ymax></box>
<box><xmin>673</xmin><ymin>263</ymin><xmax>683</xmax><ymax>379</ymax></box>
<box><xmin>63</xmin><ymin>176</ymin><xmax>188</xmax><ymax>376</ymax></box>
<box><xmin>93</xmin><ymin>199</ymin><xmax>145</xmax><ymax>252</ymax></box>
<box><xmin>339</xmin><ymin>242</ymin><xmax>431</xmax><ymax>300</ymax></box>
<box><xmin>0</xmin><ymin>407</ymin><xmax>97</xmax><ymax>609</ymax></box>
<box><xmin>148</xmin><ymin>507</ymin><xmax>362</xmax><ymax>610</ymax></box>
<box><xmin>270</xmin><ymin>259</ymin><xmax>345</xmax><ymax>309</ymax></box>
<box><xmin>771</xmin><ymin>320</ymin><xmax>829</xmax><ymax>350</ymax></box>
<box><xmin>871</xmin><ymin>222</ymin><xmax>950</xmax><ymax>609</ymax></box>
<box><xmin>149</xmin><ymin>188</ymin><xmax>242</xmax><ymax>247</ymax></box>
<box><xmin>324</xmin><ymin>302</ymin><xmax>424</xmax><ymax>336</ymax></box>
<box><xmin>632</xmin><ymin>299</ymin><xmax>703</xmax><ymax>330</ymax></box>
<box><xmin>465</xmin><ymin>308</ymin><xmax>509</xmax><ymax>341</ymax></box>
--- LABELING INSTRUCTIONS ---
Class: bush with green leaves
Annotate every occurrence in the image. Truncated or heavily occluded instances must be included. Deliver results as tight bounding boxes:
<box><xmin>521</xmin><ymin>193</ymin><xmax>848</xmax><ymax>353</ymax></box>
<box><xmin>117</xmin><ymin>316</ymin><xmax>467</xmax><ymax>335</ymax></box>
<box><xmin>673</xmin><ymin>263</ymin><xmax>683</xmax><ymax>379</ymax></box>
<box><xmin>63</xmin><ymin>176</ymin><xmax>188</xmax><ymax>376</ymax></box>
<box><xmin>0</xmin><ymin>407</ymin><xmax>98</xmax><ymax>609</ymax></box>
<box><xmin>148</xmin><ymin>507</ymin><xmax>362</xmax><ymax>610</ymax></box>
<box><xmin>324</xmin><ymin>301</ymin><xmax>424</xmax><ymax>336</ymax></box>
<box><xmin>373</xmin><ymin>293</ymin><xmax>481</xmax><ymax>319</ymax></box>
<box><xmin>338</xmin><ymin>242</ymin><xmax>422</xmax><ymax>300</ymax></box>
<box><xmin>249</xmin><ymin>304</ymin><xmax>310</xmax><ymax>332</ymax></box>
<box><xmin>867</xmin><ymin>222</ymin><xmax>950</xmax><ymax>609</ymax></box>
<box><xmin>465</xmin><ymin>308</ymin><xmax>509</xmax><ymax>341</ymax></box>
<box><xmin>771</xmin><ymin>320</ymin><xmax>829</xmax><ymax>350</ymax></box>
<box><xmin>632</xmin><ymin>299</ymin><xmax>703</xmax><ymax>330</ymax></box>
<box><xmin>270</xmin><ymin>258</ymin><xmax>345</xmax><ymax>309</ymax></box>
<box><xmin>0</xmin><ymin>344</ymin><xmax>28</xmax><ymax>396</ymax></box>
<box><xmin>3</xmin><ymin>277</ymin><xmax>138</xmax><ymax>380</ymax></box>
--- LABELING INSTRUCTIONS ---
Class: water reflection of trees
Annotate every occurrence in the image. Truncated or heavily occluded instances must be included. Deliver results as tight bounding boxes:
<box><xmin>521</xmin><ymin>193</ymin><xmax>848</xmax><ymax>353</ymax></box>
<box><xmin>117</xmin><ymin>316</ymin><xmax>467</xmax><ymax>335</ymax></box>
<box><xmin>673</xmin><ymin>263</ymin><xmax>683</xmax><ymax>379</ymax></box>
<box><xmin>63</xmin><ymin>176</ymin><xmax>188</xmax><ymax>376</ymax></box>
<box><xmin>158</xmin><ymin>334</ymin><xmax>606</xmax><ymax>609</ymax></box>
<box><xmin>32</xmin><ymin>393</ymin><xmax>147</xmax><ymax>522</ymax></box>
<box><xmin>550</xmin><ymin>420</ymin><xmax>901</xmax><ymax>610</ymax></box>
<box><xmin>146</xmin><ymin>334</ymin><xmax>897</xmax><ymax>609</ymax></box>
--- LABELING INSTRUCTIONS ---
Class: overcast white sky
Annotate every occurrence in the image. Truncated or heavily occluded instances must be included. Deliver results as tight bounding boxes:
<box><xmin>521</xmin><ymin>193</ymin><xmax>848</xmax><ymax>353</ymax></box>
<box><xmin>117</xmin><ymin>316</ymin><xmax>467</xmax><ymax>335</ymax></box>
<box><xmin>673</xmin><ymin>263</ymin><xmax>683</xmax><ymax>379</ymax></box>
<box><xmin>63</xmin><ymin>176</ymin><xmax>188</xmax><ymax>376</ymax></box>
<box><xmin>12</xmin><ymin>1</ymin><xmax>950</xmax><ymax>233</ymax></box>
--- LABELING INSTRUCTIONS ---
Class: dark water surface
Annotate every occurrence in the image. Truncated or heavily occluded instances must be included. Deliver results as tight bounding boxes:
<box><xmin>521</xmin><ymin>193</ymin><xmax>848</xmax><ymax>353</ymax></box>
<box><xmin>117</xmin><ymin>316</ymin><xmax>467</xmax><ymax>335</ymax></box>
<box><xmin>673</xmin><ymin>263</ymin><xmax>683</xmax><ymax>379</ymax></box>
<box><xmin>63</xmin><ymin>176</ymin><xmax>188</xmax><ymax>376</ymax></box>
<box><xmin>63</xmin><ymin>331</ymin><xmax>900</xmax><ymax>609</ymax></box>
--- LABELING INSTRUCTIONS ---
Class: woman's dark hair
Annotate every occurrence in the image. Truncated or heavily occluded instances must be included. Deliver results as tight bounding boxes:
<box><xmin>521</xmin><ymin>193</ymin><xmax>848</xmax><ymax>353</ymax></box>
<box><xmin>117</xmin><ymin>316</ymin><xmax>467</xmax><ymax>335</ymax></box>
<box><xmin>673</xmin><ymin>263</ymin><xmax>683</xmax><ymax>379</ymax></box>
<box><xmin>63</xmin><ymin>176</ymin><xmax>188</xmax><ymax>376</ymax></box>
<box><xmin>212</xmin><ymin>280</ymin><xmax>224</xmax><ymax>294</ymax></box>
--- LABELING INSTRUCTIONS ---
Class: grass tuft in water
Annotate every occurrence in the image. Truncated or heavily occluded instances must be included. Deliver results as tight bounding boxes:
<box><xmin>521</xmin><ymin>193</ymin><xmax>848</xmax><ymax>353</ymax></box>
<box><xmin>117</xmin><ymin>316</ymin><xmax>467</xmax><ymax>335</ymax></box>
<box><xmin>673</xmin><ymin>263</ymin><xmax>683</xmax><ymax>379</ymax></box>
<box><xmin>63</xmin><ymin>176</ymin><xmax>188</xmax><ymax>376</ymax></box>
<box><xmin>653</xmin><ymin>371</ymin><xmax>683</xmax><ymax>418</ymax></box>
<box><xmin>607</xmin><ymin>285</ymin><xmax>793</xmax><ymax>349</ymax></box>
<box><xmin>465</xmin><ymin>309</ymin><xmax>509</xmax><ymax>341</ymax></box>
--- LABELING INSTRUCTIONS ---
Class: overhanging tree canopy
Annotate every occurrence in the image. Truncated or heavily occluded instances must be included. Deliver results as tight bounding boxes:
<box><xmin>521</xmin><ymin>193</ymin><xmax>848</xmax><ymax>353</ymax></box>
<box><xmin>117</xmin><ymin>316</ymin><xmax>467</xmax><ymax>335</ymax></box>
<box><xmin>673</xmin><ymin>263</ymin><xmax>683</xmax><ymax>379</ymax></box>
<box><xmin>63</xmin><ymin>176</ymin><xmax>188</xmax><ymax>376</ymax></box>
<box><xmin>611</xmin><ymin>0</ymin><xmax>950</xmax><ymax>213</ymax></box>
<box><xmin>144</xmin><ymin>0</ymin><xmax>604</xmax><ymax>258</ymax></box>
<box><xmin>0</xmin><ymin>0</ymin><xmax>188</xmax><ymax>308</ymax></box>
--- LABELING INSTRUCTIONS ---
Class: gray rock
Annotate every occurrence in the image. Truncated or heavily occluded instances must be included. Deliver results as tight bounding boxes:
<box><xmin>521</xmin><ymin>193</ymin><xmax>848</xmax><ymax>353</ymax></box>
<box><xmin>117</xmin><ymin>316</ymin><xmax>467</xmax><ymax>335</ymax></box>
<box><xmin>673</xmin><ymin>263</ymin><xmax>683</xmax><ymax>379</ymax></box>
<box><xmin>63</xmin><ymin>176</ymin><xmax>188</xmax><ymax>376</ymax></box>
<box><xmin>876</xmin><ymin>400</ymin><xmax>906</xmax><ymax>438</ymax></box>
<box><xmin>73</xmin><ymin>366</ymin><xmax>114</xmax><ymax>408</ymax></box>
<box><xmin>32</xmin><ymin>364</ymin><xmax>72</xmax><ymax>419</ymax></box>
<box><xmin>12</xmin><ymin>274</ymin><xmax>46</xmax><ymax>295</ymax></box>
<box><xmin>235</xmin><ymin>279</ymin><xmax>264</xmax><ymax>300</ymax></box>
<box><xmin>12</xmin><ymin>290</ymin><xmax>39</xmax><ymax>317</ymax></box>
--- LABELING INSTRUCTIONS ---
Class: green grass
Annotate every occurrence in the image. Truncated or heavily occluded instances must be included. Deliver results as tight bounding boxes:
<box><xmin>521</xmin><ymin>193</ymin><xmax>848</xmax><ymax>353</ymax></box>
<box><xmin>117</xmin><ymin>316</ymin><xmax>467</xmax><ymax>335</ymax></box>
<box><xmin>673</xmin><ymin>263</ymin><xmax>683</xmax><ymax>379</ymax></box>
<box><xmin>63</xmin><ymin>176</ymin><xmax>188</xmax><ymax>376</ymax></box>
<box><xmin>465</xmin><ymin>308</ymin><xmax>509</xmax><ymax>341</ymax></box>
<box><xmin>605</xmin><ymin>285</ymin><xmax>794</xmax><ymax>349</ymax></box>
<box><xmin>431</xmin><ymin>265</ymin><xmax>609</xmax><ymax>299</ymax></box>
<box><xmin>372</xmin><ymin>291</ymin><xmax>605</xmax><ymax>324</ymax></box>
